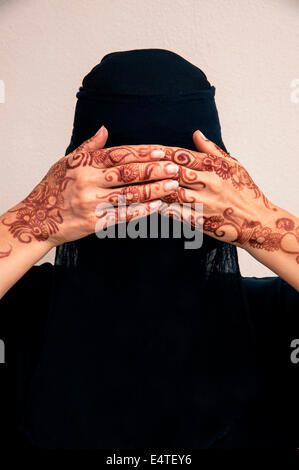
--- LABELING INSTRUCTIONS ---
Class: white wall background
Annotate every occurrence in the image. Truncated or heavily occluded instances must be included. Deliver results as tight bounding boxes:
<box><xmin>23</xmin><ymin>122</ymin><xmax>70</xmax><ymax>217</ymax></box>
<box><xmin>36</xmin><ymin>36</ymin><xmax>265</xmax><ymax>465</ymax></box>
<box><xmin>0</xmin><ymin>0</ymin><xmax>298</xmax><ymax>276</ymax></box>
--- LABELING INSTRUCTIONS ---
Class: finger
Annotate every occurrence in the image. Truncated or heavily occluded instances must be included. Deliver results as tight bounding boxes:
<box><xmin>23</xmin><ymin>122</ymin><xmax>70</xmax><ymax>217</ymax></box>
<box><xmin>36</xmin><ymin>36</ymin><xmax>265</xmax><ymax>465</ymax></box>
<box><xmin>80</xmin><ymin>126</ymin><xmax>109</xmax><ymax>152</ymax></box>
<box><xmin>100</xmin><ymin>161</ymin><xmax>179</xmax><ymax>187</ymax></box>
<box><xmin>163</xmin><ymin>144</ymin><xmax>237</xmax><ymax>173</ymax></box>
<box><xmin>160</xmin><ymin>186</ymin><xmax>203</xmax><ymax>206</ymax></box>
<box><xmin>164</xmin><ymin>146</ymin><xmax>207</xmax><ymax>170</ymax></box>
<box><xmin>192</xmin><ymin>129</ymin><xmax>237</xmax><ymax>161</ymax></box>
<box><xmin>177</xmin><ymin>165</ymin><xmax>237</xmax><ymax>191</ymax></box>
<box><xmin>89</xmin><ymin>146</ymin><xmax>166</xmax><ymax>169</ymax></box>
<box><xmin>95</xmin><ymin>199</ymin><xmax>162</xmax><ymax>231</ymax></box>
<box><xmin>96</xmin><ymin>179</ymin><xmax>180</xmax><ymax>206</ymax></box>
<box><xmin>159</xmin><ymin>202</ymin><xmax>203</xmax><ymax>231</ymax></box>
<box><xmin>177</xmin><ymin>166</ymin><xmax>210</xmax><ymax>191</ymax></box>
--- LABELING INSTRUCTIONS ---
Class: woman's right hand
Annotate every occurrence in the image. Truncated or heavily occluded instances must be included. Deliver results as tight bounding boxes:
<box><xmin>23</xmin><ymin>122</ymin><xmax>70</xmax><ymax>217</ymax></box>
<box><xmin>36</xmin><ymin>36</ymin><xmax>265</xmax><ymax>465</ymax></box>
<box><xmin>2</xmin><ymin>126</ymin><xmax>180</xmax><ymax>248</ymax></box>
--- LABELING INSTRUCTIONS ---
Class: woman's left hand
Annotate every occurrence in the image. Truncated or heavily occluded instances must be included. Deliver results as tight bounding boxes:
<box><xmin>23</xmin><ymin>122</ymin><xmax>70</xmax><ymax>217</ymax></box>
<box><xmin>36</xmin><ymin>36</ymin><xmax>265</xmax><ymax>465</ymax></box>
<box><xmin>157</xmin><ymin>130</ymin><xmax>278</xmax><ymax>250</ymax></box>
<box><xmin>156</xmin><ymin>130</ymin><xmax>299</xmax><ymax>290</ymax></box>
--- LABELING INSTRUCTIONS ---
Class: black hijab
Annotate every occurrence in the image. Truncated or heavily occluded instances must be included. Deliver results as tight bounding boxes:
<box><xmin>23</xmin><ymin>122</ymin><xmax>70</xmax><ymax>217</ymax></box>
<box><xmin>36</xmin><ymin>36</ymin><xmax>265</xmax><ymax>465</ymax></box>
<box><xmin>21</xmin><ymin>49</ymin><xmax>258</xmax><ymax>449</ymax></box>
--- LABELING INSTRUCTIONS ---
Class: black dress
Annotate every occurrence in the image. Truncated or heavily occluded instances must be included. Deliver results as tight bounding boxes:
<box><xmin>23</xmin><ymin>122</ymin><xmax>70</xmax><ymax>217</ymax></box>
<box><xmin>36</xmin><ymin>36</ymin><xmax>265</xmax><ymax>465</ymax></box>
<box><xmin>1</xmin><ymin>262</ymin><xmax>298</xmax><ymax>449</ymax></box>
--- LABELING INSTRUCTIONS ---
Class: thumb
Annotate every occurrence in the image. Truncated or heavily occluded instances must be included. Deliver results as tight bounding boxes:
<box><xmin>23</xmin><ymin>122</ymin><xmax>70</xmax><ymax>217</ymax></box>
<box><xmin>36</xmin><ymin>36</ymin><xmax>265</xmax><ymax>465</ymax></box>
<box><xmin>192</xmin><ymin>129</ymin><xmax>230</xmax><ymax>159</ymax></box>
<box><xmin>82</xmin><ymin>126</ymin><xmax>109</xmax><ymax>152</ymax></box>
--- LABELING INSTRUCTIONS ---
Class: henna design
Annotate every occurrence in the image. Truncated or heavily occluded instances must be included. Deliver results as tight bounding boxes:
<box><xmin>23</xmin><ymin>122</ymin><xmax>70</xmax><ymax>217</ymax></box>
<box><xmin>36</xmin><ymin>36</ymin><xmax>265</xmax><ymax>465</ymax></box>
<box><xmin>68</xmin><ymin>145</ymin><xmax>159</xmax><ymax>170</ymax></box>
<box><xmin>203</xmin><ymin>153</ymin><xmax>261</xmax><ymax>197</ymax></box>
<box><xmin>178</xmin><ymin>166</ymin><xmax>206</xmax><ymax>189</ymax></box>
<box><xmin>262</xmin><ymin>194</ymin><xmax>277</xmax><ymax>211</ymax></box>
<box><xmin>164</xmin><ymin>148</ymin><xmax>203</xmax><ymax>170</ymax></box>
<box><xmin>163</xmin><ymin>146</ymin><xmax>276</xmax><ymax>211</ymax></box>
<box><xmin>161</xmin><ymin>187</ymin><xmax>196</xmax><ymax>204</ymax></box>
<box><xmin>1</xmin><ymin>145</ymin><xmax>162</xmax><ymax>247</ymax></box>
<box><xmin>96</xmin><ymin>203</ymin><xmax>153</xmax><ymax>230</ymax></box>
<box><xmin>213</xmin><ymin>143</ymin><xmax>237</xmax><ymax>161</ymax></box>
<box><xmin>0</xmin><ymin>245</ymin><xmax>12</xmax><ymax>258</ymax></box>
<box><xmin>276</xmin><ymin>218</ymin><xmax>295</xmax><ymax>231</ymax></box>
<box><xmin>160</xmin><ymin>203</ymin><xmax>202</xmax><ymax>230</ymax></box>
<box><xmin>0</xmin><ymin>139</ymin><xmax>279</xmax><ymax>253</ymax></box>
<box><xmin>2</xmin><ymin>158</ymin><xmax>73</xmax><ymax>243</ymax></box>
<box><xmin>202</xmin><ymin>209</ymin><xmax>299</xmax><ymax>263</ymax></box>
<box><xmin>103</xmin><ymin>162</ymin><xmax>156</xmax><ymax>184</ymax></box>
<box><xmin>96</xmin><ymin>183</ymin><xmax>153</xmax><ymax>205</ymax></box>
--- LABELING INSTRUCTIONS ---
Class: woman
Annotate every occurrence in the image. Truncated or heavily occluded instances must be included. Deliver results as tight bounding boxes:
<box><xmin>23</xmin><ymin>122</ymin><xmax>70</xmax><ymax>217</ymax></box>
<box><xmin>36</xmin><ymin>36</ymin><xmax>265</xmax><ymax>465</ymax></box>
<box><xmin>1</xmin><ymin>49</ymin><xmax>298</xmax><ymax>448</ymax></box>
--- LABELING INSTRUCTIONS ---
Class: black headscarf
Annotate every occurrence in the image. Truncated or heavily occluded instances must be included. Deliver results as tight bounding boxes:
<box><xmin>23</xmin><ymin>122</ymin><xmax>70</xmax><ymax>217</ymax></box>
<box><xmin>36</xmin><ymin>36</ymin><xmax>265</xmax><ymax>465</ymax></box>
<box><xmin>22</xmin><ymin>49</ymin><xmax>258</xmax><ymax>449</ymax></box>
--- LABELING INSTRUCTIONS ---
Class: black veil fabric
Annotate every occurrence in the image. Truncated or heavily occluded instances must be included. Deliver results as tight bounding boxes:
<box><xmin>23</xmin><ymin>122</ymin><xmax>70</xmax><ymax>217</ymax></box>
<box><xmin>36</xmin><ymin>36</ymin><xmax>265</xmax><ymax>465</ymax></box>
<box><xmin>20</xmin><ymin>50</ymin><xmax>259</xmax><ymax>448</ymax></box>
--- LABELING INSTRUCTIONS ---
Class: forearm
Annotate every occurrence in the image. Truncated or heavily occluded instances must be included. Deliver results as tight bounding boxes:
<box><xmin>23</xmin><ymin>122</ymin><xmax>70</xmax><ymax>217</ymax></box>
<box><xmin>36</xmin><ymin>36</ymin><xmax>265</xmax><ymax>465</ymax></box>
<box><xmin>0</xmin><ymin>207</ymin><xmax>53</xmax><ymax>299</ymax></box>
<box><xmin>244</xmin><ymin>205</ymin><xmax>299</xmax><ymax>291</ymax></box>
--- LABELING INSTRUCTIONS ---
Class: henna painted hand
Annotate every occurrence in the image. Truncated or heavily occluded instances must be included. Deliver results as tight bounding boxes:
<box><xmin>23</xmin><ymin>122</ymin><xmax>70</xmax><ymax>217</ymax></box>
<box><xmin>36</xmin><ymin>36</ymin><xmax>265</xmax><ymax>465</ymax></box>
<box><xmin>1</xmin><ymin>128</ymin><xmax>298</xmax><ymax>295</ymax></box>
<box><xmin>156</xmin><ymin>131</ymin><xmax>299</xmax><ymax>264</ymax></box>
<box><xmin>1</xmin><ymin>126</ymin><xmax>180</xmax><ymax>248</ymax></box>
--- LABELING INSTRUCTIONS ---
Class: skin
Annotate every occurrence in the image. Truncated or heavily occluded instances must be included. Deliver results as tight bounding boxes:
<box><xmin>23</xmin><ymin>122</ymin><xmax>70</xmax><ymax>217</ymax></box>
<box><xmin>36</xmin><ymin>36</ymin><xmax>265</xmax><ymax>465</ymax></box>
<box><xmin>0</xmin><ymin>126</ymin><xmax>298</xmax><ymax>297</ymax></box>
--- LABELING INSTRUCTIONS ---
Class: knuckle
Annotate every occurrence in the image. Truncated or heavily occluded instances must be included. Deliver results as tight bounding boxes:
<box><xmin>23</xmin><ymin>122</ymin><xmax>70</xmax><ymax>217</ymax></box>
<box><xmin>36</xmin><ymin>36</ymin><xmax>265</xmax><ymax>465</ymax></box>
<box><xmin>142</xmin><ymin>183</ymin><xmax>153</xmax><ymax>200</ymax></box>
<box><xmin>75</xmin><ymin>172</ymin><xmax>92</xmax><ymax>190</ymax></box>
<box><xmin>119</xmin><ymin>163</ymin><xmax>141</xmax><ymax>183</ymax></box>
<box><xmin>122</xmin><ymin>185</ymin><xmax>142</xmax><ymax>203</ymax></box>
<box><xmin>211</xmin><ymin>176</ymin><xmax>223</xmax><ymax>192</ymax></box>
<box><xmin>141</xmin><ymin>162</ymin><xmax>156</xmax><ymax>182</ymax></box>
<box><xmin>74</xmin><ymin>189</ymin><xmax>93</xmax><ymax>209</ymax></box>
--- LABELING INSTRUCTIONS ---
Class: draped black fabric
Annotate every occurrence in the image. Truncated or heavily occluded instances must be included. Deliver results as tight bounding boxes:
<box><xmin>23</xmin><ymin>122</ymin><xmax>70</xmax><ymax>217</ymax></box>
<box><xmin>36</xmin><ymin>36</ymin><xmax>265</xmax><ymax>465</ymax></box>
<box><xmin>20</xmin><ymin>49</ymin><xmax>261</xmax><ymax>448</ymax></box>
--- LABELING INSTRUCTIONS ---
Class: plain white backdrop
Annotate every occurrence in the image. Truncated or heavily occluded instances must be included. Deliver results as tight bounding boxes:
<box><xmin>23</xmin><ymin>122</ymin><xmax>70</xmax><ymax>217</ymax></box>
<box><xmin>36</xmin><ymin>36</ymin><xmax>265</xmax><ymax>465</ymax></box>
<box><xmin>0</xmin><ymin>0</ymin><xmax>298</xmax><ymax>276</ymax></box>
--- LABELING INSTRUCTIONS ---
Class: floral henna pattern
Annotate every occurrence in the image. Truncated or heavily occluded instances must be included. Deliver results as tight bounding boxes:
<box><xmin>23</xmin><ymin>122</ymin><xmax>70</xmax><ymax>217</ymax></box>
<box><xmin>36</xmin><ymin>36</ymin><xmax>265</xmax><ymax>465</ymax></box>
<box><xmin>202</xmin><ymin>209</ymin><xmax>299</xmax><ymax>263</ymax></box>
<box><xmin>0</xmin><ymin>141</ymin><xmax>280</xmax><ymax>256</ymax></box>
<box><xmin>1</xmin><ymin>144</ymin><xmax>165</xmax><ymax>248</ymax></box>
<box><xmin>163</xmin><ymin>147</ymin><xmax>276</xmax><ymax>211</ymax></box>
<box><xmin>2</xmin><ymin>158</ymin><xmax>73</xmax><ymax>243</ymax></box>
<box><xmin>1</xmin><ymin>145</ymin><xmax>164</xmax><ymax>248</ymax></box>
<box><xmin>103</xmin><ymin>162</ymin><xmax>156</xmax><ymax>184</ymax></box>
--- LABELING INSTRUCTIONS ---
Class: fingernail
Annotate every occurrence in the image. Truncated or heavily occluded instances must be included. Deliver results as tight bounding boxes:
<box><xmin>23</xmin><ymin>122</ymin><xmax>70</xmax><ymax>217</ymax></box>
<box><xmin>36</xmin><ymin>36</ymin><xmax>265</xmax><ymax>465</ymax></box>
<box><xmin>198</xmin><ymin>130</ymin><xmax>208</xmax><ymax>140</ymax></box>
<box><xmin>165</xmin><ymin>180</ymin><xmax>179</xmax><ymax>190</ymax></box>
<box><xmin>151</xmin><ymin>150</ymin><xmax>165</xmax><ymax>159</ymax></box>
<box><xmin>166</xmin><ymin>164</ymin><xmax>179</xmax><ymax>174</ymax></box>
<box><xmin>95</xmin><ymin>125</ymin><xmax>105</xmax><ymax>136</ymax></box>
<box><xmin>150</xmin><ymin>200</ymin><xmax>162</xmax><ymax>209</ymax></box>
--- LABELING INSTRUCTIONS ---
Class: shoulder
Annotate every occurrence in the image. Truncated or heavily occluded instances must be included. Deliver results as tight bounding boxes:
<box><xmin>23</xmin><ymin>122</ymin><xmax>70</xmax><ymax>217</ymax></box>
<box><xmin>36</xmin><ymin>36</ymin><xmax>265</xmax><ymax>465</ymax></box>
<box><xmin>1</xmin><ymin>262</ymin><xmax>54</xmax><ymax>307</ymax></box>
<box><xmin>241</xmin><ymin>276</ymin><xmax>299</xmax><ymax>343</ymax></box>
<box><xmin>241</xmin><ymin>276</ymin><xmax>299</xmax><ymax>311</ymax></box>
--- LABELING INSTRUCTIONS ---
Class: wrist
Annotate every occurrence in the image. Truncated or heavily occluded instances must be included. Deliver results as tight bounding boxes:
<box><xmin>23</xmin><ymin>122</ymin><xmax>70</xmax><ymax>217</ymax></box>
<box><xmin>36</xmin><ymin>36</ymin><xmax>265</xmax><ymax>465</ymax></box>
<box><xmin>242</xmin><ymin>201</ymin><xmax>279</xmax><ymax>253</ymax></box>
<box><xmin>241</xmin><ymin>202</ymin><xmax>299</xmax><ymax>290</ymax></box>
<box><xmin>0</xmin><ymin>207</ymin><xmax>55</xmax><ymax>257</ymax></box>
